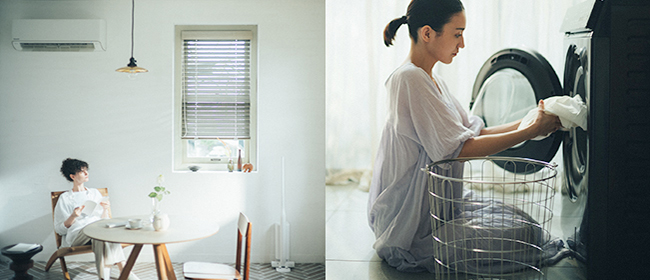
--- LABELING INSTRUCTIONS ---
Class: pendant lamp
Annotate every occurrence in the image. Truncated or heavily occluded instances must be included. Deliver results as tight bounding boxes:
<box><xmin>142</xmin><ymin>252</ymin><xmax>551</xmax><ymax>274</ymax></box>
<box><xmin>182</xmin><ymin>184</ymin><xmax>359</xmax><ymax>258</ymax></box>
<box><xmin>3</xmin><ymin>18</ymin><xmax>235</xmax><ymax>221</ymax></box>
<box><xmin>116</xmin><ymin>0</ymin><xmax>148</xmax><ymax>74</ymax></box>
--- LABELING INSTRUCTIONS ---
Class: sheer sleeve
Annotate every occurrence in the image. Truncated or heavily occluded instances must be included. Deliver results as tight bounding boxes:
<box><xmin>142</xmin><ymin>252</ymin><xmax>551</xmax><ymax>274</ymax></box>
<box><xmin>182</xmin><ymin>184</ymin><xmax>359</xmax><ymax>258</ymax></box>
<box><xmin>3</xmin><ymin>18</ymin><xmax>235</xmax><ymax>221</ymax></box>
<box><xmin>388</xmin><ymin>66</ymin><xmax>478</xmax><ymax>161</ymax></box>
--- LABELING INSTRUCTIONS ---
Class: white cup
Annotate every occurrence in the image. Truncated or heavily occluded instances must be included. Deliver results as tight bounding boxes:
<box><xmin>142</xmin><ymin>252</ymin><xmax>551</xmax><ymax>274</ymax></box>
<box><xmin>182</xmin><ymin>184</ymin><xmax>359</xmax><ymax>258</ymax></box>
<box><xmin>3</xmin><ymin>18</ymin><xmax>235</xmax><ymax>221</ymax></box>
<box><xmin>128</xmin><ymin>218</ymin><xmax>142</xmax><ymax>229</ymax></box>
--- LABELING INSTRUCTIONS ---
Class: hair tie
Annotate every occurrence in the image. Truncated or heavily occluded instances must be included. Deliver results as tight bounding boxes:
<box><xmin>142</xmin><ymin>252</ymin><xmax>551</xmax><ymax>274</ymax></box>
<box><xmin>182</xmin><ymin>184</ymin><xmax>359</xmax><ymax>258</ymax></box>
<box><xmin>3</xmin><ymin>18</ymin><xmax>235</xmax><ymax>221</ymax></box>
<box><xmin>400</xmin><ymin>15</ymin><xmax>408</xmax><ymax>25</ymax></box>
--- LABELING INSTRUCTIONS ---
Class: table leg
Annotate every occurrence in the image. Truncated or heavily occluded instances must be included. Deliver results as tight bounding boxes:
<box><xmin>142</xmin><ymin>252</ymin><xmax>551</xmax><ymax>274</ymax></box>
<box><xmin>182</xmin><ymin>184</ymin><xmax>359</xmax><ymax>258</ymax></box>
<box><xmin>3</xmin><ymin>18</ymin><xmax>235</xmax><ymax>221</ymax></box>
<box><xmin>153</xmin><ymin>244</ymin><xmax>176</xmax><ymax>280</ymax></box>
<box><xmin>160</xmin><ymin>244</ymin><xmax>176</xmax><ymax>278</ymax></box>
<box><xmin>118</xmin><ymin>244</ymin><xmax>143</xmax><ymax>280</ymax></box>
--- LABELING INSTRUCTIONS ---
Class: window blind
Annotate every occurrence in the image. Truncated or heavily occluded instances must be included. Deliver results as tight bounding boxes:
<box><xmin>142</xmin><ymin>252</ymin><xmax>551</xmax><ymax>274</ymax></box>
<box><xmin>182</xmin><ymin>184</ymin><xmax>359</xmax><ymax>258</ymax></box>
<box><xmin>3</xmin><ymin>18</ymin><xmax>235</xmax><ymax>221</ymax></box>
<box><xmin>181</xmin><ymin>31</ymin><xmax>252</xmax><ymax>139</ymax></box>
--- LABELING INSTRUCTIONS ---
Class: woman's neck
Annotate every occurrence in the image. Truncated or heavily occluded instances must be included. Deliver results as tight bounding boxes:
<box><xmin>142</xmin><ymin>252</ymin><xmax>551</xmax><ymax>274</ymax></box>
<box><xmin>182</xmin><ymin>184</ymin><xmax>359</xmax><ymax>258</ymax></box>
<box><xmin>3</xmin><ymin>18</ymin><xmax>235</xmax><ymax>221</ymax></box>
<box><xmin>409</xmin><ymin>45</ymin><xmax>442</xmax><ymax>93</ymax></box>
<box><xmin>72</xmin><ymin>183</ymin><xmax>86</xmax><ymax>192</ymax></box>
<box><xmin>409</xmin><ymin>43</ymin><xmax>438</xmax><ymax>78</ymax></box>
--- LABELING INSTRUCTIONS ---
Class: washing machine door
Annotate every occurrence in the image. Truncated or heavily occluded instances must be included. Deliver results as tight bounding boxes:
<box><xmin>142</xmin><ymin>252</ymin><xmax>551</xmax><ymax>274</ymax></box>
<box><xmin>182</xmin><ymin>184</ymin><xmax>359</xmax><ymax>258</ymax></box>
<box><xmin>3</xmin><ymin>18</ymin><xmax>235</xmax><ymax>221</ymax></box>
<box><xmin>559</xmin><ymin>39</ymin><xmax>590</xmax><ymax>262</ymax></box>
<box><xmin>562</xmin><ymin>44</ymin><xmax>589</xmax><ymax>202</ymax></box>
<box><xmin>470</xmin><ymin>48</ymin><xmax>564</xmax><ymax>173</ymax></box>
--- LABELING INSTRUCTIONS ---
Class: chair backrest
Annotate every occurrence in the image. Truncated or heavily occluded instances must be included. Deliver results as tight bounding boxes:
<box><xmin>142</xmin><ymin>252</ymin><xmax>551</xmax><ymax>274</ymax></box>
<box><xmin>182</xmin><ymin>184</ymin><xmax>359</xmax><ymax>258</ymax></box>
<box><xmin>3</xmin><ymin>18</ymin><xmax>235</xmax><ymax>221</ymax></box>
<box><xmin>236</xmin><ymin>212</ymin><xmax>252</xmax><ymax>280</ymax></box>
<box><xmin>50</xmin><ymin>188</ymin><xmax>110</xmax><ymax>248</ymax></box>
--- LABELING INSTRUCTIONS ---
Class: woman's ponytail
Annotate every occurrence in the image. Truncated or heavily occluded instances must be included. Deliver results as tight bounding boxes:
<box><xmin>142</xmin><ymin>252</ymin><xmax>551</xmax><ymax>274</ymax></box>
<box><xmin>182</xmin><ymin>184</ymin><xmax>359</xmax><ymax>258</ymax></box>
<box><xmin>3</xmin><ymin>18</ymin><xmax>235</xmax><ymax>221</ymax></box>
<box><xmin>384</xmin><ymin>0</ymin><xmax>464</xmax><ymax>47</ymax></box>
<box><xmin>383</xmin><ymin>16</ymin><xmax>408</xmax><ymax>47</ymax></box>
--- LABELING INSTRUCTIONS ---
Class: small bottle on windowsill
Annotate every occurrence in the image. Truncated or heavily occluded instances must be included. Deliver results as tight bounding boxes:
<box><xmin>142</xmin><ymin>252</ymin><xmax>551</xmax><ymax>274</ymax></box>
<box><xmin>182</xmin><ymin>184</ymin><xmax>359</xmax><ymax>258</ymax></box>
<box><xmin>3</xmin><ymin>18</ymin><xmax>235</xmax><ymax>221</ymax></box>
<box><xmin>237</xmin><ymin>149</ymin><xmax>242</xmax><ymax>171</ymax></box>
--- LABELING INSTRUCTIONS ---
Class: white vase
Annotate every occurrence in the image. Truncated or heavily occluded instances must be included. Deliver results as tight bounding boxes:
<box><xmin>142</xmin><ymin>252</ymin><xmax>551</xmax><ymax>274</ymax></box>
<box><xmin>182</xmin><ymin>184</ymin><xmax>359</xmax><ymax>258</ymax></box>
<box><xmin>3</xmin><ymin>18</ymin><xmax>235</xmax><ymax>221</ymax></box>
<box><xmin>153</xmin><ymin>213</ymin><xmax>170</xmax><ymax>231</ymax></box>
<box><xmin>151</xmin><ymin>198</ymin><xmax>161</xmax><ymax>225</ymax></box>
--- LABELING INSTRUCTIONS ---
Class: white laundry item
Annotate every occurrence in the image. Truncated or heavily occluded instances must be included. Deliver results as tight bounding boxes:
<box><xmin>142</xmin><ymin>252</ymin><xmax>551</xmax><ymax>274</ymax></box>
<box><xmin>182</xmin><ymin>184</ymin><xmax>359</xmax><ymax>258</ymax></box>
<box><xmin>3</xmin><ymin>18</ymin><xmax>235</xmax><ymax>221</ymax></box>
<box><xmin>518</xmin><ymin>95</ymin><xmax>587</xmax><ymax>140</ymax></box>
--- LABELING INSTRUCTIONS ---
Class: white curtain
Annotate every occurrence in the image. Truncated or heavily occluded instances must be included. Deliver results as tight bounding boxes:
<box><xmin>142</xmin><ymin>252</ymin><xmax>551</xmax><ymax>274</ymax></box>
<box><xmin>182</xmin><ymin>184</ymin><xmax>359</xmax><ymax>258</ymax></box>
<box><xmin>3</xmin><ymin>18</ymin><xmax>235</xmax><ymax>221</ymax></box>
<box><xmin>326</xmin><ymin>0</ymin><xmax>586</xmax><ymax>176</ymax></box>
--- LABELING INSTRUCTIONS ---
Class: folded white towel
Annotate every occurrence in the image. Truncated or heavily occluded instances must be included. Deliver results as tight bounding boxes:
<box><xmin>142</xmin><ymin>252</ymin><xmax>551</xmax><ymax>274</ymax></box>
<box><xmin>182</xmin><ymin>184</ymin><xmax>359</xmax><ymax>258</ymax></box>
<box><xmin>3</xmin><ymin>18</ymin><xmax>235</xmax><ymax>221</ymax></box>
<box><xmin>519</xmin><ymin>95</ymin><xmax>587</xmax><ymax>140</ymax></box>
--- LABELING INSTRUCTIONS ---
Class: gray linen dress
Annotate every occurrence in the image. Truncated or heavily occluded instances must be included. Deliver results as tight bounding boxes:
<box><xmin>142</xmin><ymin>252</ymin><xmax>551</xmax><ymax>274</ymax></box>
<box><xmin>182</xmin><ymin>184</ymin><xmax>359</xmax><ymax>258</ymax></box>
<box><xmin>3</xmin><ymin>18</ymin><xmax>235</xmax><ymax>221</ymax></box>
<box><xmin>368</xmin><ymin>62</ymin><xmax>484</xmax><ymax>272</ymax></box>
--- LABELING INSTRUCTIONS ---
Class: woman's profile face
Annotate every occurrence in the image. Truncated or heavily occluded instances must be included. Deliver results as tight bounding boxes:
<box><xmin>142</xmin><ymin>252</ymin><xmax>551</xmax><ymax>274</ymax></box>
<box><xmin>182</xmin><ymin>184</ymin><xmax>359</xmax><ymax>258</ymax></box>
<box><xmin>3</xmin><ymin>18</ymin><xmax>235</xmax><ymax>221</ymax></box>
<box><xmin>427</xmin><ymin>11</ymin><xmax>466</xmax><ymax>64</ymax></box>
<box><xmin>71</xmin><ymin>167</ymin><xmax>89</xmax><ymax>184</ymax></box>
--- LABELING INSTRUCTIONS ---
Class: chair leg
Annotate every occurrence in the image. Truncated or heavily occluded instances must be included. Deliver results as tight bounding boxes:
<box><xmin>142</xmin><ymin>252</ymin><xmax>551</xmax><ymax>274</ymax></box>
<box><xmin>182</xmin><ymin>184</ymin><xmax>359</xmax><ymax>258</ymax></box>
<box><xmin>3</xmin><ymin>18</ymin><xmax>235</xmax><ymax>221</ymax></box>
<box><xmin>44</xmin><ymin>253</ymin><xmax>58</xmax><ymax>271</ymax></box>
<box><xmin>59</xmin><ymin>258</ymin><xmax>71</xmax><ymax>280</ymax></box>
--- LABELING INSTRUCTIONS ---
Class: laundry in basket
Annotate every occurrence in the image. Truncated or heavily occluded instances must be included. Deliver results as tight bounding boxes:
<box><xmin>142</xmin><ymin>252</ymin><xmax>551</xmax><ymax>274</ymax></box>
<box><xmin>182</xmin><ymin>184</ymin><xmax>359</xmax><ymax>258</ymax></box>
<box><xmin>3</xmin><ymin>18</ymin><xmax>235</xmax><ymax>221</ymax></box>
<box><xmin>424</xmin><ymin>157</ymin><xmax>566</xmax><ymax>278</ymax></box>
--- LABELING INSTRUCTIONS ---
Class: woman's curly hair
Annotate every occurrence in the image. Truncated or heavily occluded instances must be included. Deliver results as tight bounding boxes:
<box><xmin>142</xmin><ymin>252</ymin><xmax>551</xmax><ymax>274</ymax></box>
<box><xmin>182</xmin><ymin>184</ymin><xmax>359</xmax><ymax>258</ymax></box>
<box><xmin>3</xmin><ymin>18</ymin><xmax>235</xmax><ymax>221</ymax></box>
<box><xmin>60</xmin><ymin>158</ymin><xmax>89</xmax><ymax>182</ymax></box>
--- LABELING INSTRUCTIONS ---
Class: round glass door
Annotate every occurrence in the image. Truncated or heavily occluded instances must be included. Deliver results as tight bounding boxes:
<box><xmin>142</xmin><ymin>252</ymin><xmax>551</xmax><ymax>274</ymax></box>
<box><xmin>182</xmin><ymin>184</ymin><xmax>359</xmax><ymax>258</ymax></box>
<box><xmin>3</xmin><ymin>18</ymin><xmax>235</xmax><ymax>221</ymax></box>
<box><xmin>471</xmin><ymin>48</ymin><xmax>564</xmax><ymax>173</ymax></box>
<box><xmin>472</xmin><ymin>68</ymin><xmax>537</xmax><ymax>148</ymax></box>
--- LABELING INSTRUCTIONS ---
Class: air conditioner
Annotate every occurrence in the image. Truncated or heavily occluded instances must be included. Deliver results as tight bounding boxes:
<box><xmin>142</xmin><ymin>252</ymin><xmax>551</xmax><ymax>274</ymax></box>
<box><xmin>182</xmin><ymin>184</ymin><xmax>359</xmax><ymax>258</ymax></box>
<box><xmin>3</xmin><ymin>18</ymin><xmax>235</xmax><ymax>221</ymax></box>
<box><xmin>12</xmin><ymin>19</ymin><xmax>106</xmax><ymax>52</ymax></box>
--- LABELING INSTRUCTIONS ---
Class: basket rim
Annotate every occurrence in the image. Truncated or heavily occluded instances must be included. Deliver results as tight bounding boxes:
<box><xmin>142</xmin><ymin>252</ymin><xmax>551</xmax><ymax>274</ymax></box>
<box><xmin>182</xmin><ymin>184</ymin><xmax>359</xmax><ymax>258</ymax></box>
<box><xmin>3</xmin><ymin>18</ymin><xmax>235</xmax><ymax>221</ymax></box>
<box><xmin>422</xmin><ymin>156</ymin><xmax>557</xmax><ymax>184</ymax></box>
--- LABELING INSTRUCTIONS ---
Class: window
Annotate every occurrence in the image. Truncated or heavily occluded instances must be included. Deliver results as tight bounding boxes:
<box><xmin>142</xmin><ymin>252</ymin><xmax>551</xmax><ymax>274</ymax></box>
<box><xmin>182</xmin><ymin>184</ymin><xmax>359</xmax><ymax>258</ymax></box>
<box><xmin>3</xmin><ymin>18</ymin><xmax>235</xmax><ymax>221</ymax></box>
<box><xmin>174</xmin><ymin>26</ymin><xmax>257</xmax><ymax>171</ymax></box>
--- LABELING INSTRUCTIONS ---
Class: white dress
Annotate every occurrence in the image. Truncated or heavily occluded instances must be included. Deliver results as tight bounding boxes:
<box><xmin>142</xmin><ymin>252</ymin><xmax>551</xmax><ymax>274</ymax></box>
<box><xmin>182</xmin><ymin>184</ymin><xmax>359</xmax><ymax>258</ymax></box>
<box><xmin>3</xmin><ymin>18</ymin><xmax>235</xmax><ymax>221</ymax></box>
<box><xmin>367</xmin><ymin>62</ymin><xmax>484</xmax><ymax>272</ymax></box>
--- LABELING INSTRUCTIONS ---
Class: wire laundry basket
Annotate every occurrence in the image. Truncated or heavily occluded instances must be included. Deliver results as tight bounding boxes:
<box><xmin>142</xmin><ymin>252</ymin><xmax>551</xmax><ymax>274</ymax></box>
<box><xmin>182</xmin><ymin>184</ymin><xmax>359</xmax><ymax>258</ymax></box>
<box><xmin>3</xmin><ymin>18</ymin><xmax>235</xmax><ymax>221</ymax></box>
<box><xmin>423</xmin><ymin>157</ymin><xmax>557</xmax><ymax>280</ymax></box>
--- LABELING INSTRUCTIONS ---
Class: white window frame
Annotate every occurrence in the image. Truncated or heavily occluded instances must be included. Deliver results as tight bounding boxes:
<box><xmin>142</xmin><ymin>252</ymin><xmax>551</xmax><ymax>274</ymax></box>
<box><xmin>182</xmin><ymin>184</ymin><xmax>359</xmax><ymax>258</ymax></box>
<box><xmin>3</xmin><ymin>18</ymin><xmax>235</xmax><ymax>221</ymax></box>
<box><xmin>174</xmin><ymin>25</ymin><xmax>258</xmax><ymax>172</ymax></box>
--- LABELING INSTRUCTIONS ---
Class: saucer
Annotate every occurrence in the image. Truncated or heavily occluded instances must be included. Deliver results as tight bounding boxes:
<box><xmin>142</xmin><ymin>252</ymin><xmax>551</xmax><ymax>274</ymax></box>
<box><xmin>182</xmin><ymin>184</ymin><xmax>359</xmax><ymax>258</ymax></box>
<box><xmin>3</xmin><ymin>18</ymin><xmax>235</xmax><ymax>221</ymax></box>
<box><xmin>125</xmin><ymin>225</ymin><xmax>143</xmax><ymax>230</ymax></box>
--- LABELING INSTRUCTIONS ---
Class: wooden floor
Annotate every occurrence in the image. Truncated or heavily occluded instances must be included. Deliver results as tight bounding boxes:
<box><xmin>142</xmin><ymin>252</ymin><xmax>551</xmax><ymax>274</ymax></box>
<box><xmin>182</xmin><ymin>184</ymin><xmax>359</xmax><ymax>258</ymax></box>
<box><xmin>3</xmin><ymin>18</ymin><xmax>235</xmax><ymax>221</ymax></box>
<box><xmin>0</xmin><ymin>261</ymin><xmax>325</xmax><ymax>280</ymax></box>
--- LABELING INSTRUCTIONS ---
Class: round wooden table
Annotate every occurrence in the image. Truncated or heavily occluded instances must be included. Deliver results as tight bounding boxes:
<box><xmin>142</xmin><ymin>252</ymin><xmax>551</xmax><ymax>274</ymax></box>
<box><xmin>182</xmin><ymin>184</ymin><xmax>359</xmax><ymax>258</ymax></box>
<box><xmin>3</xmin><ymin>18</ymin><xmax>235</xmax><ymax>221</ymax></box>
<box><xmin>83</xmin><ymin>215</ymin><xmax>219</xmax><ymax>280</ymax></box>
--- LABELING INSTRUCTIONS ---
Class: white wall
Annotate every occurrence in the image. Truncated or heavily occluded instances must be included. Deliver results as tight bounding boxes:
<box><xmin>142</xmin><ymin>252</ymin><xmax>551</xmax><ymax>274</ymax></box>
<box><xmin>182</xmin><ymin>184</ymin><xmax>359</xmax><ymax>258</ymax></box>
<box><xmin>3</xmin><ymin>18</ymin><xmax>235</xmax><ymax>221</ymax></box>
<box><xmin>0</xmin><ymin>0</ymin><xmax>325</xmax><ymax>264</ymax></box>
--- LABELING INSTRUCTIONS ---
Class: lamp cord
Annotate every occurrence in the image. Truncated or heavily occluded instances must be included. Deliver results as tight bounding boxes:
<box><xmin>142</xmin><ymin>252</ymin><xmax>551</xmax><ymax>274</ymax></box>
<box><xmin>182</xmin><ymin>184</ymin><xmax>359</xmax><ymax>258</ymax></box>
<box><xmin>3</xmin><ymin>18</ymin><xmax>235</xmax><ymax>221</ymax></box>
<box><xmin>130</xmin><ymin>0</ymin><xmax>135</xmax><ymax>58</ymax></box>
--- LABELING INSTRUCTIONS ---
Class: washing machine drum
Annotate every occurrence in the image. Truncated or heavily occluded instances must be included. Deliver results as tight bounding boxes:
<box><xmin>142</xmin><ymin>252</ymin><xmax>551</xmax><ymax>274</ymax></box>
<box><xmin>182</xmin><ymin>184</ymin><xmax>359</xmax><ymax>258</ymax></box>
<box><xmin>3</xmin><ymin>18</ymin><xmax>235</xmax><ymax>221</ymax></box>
<box><xmin>470</xmin><ymin>48</ymin><xmax>564</xmax><ymax>173</ymax></box>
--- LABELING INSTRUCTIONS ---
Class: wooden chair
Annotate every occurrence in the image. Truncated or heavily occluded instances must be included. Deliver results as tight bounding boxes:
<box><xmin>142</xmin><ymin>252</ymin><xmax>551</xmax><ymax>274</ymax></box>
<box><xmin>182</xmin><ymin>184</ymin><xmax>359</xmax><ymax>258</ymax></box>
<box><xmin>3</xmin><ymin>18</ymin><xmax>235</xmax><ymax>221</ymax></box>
<box><xmin>45</xmin><ymin>188</ymin><xmax>129</xmax><ymax>280</ymax></box>
<box><xmin>183</xmin><ymin>212</ymin><xmax>252</xmax><ymax>280</ymax></box>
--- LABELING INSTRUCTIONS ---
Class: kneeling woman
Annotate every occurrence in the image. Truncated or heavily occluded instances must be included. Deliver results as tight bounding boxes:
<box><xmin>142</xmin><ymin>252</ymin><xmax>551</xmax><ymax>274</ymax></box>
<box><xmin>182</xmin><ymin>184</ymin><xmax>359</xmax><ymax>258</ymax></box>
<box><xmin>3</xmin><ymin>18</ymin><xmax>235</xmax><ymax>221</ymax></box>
<box><xmin>367</xmin><ymin>0</ymin><xmax>562</xmax><ymax>273</ymax></box>
<box><xmin>53</xmin><ymin>158</ymin><xmax>139</xmax><ymax>280</ymax></box>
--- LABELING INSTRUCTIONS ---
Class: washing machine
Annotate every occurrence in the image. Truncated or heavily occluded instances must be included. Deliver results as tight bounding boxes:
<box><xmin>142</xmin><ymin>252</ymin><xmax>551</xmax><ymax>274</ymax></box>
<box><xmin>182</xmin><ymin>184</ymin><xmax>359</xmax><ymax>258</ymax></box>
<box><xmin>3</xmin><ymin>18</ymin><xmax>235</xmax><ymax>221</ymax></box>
<box><xmin>469</xmin><ymin>0</ymin><xmax>650</xmax><ymax>279</ymax></box>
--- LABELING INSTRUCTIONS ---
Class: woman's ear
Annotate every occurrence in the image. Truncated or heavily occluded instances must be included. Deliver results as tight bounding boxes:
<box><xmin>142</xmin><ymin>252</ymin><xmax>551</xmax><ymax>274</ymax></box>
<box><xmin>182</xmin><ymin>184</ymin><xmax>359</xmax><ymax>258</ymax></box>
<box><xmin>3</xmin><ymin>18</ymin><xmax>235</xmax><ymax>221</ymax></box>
<box><xmin>419</xmin><ymin>25</ymin><xmax>433</xmax><ymax>43</ymax></box>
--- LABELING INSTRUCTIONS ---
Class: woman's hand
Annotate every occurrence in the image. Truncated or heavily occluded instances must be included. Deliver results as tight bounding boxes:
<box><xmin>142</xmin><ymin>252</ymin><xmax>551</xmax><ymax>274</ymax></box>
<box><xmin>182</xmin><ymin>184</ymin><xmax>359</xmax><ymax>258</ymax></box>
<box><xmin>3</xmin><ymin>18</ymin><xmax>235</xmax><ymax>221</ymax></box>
<box><xmin>527</xmin><ymin>100</ymin><xmax>562</xmax><ymax>138</ymax></box>
<box><xmin>72</xmin><ymin>206</ymin><xmax>84</xmax><ymax>217</ymax></box>
<box><xmin>64</xmin><ymin>206</ymin><xmax>85</xmax><ymax>228</ymax></box>
<box><xmin>100</xmin><ymin>200</ymin><xmax>110</xmax><ymax>218</ymax></box>
<box><xmin>100</xmin><ymin>200</ymin><xmax>110</xmax><ymax>210</ymax></box>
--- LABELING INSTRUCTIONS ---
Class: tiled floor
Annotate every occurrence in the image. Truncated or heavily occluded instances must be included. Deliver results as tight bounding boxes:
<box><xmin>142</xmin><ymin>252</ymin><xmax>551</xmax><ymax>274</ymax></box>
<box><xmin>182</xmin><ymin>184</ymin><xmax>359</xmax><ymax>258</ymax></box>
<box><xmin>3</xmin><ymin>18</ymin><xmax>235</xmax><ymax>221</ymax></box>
<box><xmin>325</xmin><ymin>182</ymin><xmax>587</xmax><ymax>280</ymax></box>
<box><xmin>0</xmin><ymin>261</ymin><xmax>324</xmax><ymax>280</ymax></box>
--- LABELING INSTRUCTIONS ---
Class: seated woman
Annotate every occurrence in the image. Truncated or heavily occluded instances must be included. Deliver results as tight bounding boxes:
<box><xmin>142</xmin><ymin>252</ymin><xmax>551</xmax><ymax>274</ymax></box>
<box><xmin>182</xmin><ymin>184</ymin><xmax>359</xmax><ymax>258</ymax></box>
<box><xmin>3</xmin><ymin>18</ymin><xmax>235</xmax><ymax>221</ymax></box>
<box><xmin>53</xmin><ymin>158</ymin><xmax>139</xmax><ymax>280</ymax></box>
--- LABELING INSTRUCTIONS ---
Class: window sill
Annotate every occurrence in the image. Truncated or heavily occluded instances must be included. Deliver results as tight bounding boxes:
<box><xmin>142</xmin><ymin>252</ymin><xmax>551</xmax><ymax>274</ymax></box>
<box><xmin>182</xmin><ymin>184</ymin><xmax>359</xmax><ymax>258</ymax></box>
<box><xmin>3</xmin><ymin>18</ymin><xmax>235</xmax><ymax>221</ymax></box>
<box><xmin>172</xmin><ymin>169</ymin><xmax>257</xmax><ymax>174</ymax></box>
<box><xmin>173</xmin><ymin>164</ymin><xmax>256</xmax><ymax>173</ymax></box>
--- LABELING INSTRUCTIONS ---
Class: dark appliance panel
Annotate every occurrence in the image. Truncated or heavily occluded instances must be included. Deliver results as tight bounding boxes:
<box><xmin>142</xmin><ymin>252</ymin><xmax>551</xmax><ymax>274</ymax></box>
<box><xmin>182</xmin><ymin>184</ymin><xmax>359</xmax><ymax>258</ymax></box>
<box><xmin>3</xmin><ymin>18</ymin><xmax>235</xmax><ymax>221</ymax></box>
<box><xmin>588</xmin><ymin>1</ymin><xmax>650</xmax><ymax>279</ymax></box>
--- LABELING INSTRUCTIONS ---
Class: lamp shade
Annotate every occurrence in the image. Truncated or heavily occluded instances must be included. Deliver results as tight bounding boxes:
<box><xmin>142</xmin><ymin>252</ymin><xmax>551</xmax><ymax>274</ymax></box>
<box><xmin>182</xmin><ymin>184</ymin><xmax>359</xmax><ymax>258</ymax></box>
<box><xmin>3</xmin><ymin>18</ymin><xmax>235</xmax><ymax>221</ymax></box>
<box><xmin>116</xmin><ymin>57</ymin><xmax>148</xmax><ymax>73</ymax></box>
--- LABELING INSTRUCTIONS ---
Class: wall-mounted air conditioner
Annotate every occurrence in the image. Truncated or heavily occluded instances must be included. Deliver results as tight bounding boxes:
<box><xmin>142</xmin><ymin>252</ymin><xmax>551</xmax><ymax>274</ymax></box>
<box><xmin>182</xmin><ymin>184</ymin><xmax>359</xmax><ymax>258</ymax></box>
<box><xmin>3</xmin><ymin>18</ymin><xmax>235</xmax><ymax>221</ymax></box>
<box><xmin>12</xmin><ymin>19</ymin><xmax>106</xmax><ymax>52</ymax></box>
